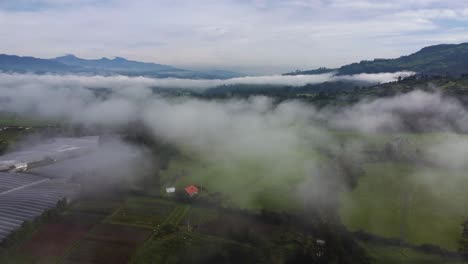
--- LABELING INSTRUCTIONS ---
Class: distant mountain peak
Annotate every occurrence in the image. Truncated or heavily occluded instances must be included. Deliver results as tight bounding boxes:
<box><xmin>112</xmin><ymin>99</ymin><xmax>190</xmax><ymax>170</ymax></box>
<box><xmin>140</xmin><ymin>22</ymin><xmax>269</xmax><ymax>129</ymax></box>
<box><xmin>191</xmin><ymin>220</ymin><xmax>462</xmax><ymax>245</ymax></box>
<box><xmin>56</xmin><ymin>55</ymin><xmax>129</xmax><ymax>62</ymax></box>
<box><xmin>55</xmin><ymin>54</ymin><xmax>79</xmax><ymax>59</ymax></box>
<box><xmin>112</xmin><ymin>56</ymin><xmax>127</xmax><ymax>61</ymax></box>
<box><xmin>0</xmin><ymin>53</ymin><xmax>243</xmax><ymax>79</ymax></box>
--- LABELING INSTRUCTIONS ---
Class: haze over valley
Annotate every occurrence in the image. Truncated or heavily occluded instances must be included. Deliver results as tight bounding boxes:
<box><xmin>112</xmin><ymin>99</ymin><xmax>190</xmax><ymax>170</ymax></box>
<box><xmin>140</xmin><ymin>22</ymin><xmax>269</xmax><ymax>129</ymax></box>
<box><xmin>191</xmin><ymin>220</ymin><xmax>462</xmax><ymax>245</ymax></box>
<box><xmin>1</xmin><ymin>1</ymin><xmax>468</xmax><ymax>263</ymax></box>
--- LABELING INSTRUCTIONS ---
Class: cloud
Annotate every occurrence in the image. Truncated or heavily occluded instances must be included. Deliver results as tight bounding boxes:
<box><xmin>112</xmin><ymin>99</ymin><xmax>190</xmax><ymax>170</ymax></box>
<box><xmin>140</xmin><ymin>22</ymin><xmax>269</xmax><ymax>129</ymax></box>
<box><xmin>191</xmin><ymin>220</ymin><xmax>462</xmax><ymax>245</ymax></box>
<box><xmin>0</xmin><ymin>72</ymin><xmax>462</xmax><ymax>151</ymax></box>
<box><xmin>1</xmin><ymin>0</ymin><xmax>468</xmax><ymax>73</ymax></box>
<box><xmin>0</xmin><ymin>71</ymin><xmax>413</xmax><ymax>96</ymax></box>
<box><xmin>0</xmin><ymin>72</ymin><xmax>468</xmax><ymax>211</ymax></box>
<box><xmin>335</xmin><ymin>71</ymin><xmax>415</xmax><ymax>83</ymax></box>
<box><xmin>328</xmin><ymin>90</ymin><xmax>468</xmax><ymax>133</ymax></box>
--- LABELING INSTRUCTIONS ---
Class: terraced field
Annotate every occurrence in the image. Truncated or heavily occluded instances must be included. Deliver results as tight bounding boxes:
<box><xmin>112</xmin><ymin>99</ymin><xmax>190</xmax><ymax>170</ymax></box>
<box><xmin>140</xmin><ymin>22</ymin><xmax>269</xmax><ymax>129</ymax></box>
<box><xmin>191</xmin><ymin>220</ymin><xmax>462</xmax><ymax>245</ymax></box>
<box><xmin>58</xmin><ymin>197</ymin><xmax>193</xmax><ymax>264</ymax></box>
<box><xmin>106</xmin><ymin>198</ymin><xmax>181</xmax><ymax>228</ymax></box>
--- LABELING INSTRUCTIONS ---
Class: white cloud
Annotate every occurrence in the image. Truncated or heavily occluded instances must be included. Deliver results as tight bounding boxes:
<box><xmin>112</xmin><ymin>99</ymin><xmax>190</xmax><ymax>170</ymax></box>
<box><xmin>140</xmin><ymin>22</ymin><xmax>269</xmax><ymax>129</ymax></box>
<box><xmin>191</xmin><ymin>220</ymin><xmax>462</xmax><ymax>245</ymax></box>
<box><xmin>336</xmin><ymin>72</ymin><xmax>414</xmax><ymax>83</ymax></box>
<box><xmin>0</xmin><ymin>72</ymin><xmax>412</xmax><ymax>93</ymax></box>
<box><xmin>1</xmin><ymin>71</ymin><xmax>467</xmax><ymax>209</ymax></box>
<box><xmin>462</xmin><ymin>8</ymin><xmax>468</xmax><ymax>16</ymax></box>
<box><xmin>0</xmin><ymin>0</ymin><xmax>467</xmax><ymax>73</ymax></box>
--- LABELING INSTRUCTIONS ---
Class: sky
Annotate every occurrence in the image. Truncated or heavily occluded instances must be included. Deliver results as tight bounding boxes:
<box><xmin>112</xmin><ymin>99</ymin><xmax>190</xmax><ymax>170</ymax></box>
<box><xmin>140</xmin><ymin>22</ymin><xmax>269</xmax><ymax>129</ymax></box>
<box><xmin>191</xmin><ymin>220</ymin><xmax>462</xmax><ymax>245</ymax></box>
<box><xmin>0</xmin><ymin>0</ymin><xmax>468</xmax><ymax>74</ymax></box>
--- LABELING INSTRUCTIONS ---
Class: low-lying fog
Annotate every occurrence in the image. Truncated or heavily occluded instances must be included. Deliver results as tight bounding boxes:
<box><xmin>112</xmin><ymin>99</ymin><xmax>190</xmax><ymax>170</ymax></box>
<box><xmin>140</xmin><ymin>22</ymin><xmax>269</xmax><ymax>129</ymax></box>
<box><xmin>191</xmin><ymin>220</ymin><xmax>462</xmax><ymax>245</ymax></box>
<box><xmin>0</xmin><ymin>71</ymin><xmax>413</xmax><ymax>90</ymax></box>
<box><xmin>0</xmin><ymin>72</ymin><xmax>467</xmax><ymax>212</ymax></box>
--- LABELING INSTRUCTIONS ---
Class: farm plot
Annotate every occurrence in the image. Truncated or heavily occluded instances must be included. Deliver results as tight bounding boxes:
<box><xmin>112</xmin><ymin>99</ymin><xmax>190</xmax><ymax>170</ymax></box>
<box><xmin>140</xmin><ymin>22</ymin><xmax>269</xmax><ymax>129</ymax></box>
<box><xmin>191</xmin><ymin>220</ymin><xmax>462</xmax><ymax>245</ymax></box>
<box><xmin>131</xmin><ymin>232</ymin><xmax>258</xmax><ymax>264</ymax></box>
<box><xmin>19</xmin><ymin>205</ymin><xmax>111</xmax><ymax>262</ymax></box>
<box><xmin>197</xmin><ymin>211</ymin><xmax>279</xmax><ymax>240</ymax></box>
<box><xmin>340</xmin><ymin>162</ymin><xmax>468</xmax><ymax>250</ymax></box>
<box><xmin>0</xmin><ymin>210</ymin><xmax>108</xmax><ymax>263</ymax></box>
<box><xmin>62</xmin><ymin>224</ymin><xmax>151</xmax><ymax>264</ymax></box>
<box><xmin>161</xmin><ymin>153</ymin><xmax>315</xmax><ymax>211</ymax></box>
<box><xmin>68</xmin><ymin>199</ymin><xmax>122</xmax><ymax>216</ymax></box>
<box><xmin>361</xmin><ymin>242</ymin><xmax>464</xmax><ymax>264</ymax></box>
<box><xmin>181</xmin><ymin>206</ymin><xmax>219</xmax><ymax>227</ymax></box>
<box><xmin>61</xmin><ymin>239</ymin><xmax>137</xmax><ymax>264</ymax></box>
<box><xmin>108</xmin><ymin>198</ymin><xmax>177</xmax><ymax>228</ymax></box>
<box><xmin>164</xmin><ymin>205</ymin><xmax>190</xmax><ymax>226</ymax></box>
<box><xmin>87</xmin><ymin>223</ymin><xmax>151</xmax><ymax>244</ymax></box>
<box><xmin>20</xmin><ymin>221</ymin><xmax>93</xmax><ymax>259</ymax></box>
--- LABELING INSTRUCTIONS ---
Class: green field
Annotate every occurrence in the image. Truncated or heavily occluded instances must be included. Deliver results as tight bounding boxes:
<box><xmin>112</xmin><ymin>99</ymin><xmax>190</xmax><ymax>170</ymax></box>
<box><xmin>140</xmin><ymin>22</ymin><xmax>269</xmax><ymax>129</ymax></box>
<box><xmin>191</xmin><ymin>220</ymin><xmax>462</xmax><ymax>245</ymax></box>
<box><xmin>162</xmin><ymin>131</ymin><xmax>468</xmax><ymax>252</ymax></box>
<box><xmin>340</xmin><ymin>162</ymin><xmax>468</xmax><ymax>250</ymax></box>
<box><xmin>2</xmin><ymin>160</ymin><xmax>465</xmax><ymax>263</ymax></box>
<box><xmin>362</xmin><ymin>242</ymin><xmax>464</xmax><ymax>264</ymax></box>
<box><xmin>1</xmin><ymin>115</ymin><xmax>467</xmax><ymax>262</ymax></box>
<box><xmin>160</xmin><ymin>154</ymin><xmax>312</xmax><ymax>211</ymax></box>
<box><xmin>106</xmin><ymin>197</ymin><xmax>179</xmax><ymax>228</ymax></box>
<box><xmin>156</xmin><ymin>130</ymin><xmax>468</xmax><ymax>263</ymax></box>
<box><xmin>0</xmin><ymin>114</ymin><xmax>48</xmax><ymax>153</ymax></box>
<box><xmin>130</xmin><ymin>231</ymin><xmax>258</xmax><ymax>264</ymax></box>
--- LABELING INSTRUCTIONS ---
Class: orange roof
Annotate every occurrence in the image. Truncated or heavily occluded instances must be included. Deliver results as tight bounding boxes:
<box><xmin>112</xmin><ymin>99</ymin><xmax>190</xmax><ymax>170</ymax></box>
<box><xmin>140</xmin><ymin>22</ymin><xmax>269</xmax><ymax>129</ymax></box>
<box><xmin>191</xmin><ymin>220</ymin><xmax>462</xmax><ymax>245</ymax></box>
<box><xmin>185</xmin><ymin>185</ymin><xmax>199</xmax><ymax>196</ymax></box>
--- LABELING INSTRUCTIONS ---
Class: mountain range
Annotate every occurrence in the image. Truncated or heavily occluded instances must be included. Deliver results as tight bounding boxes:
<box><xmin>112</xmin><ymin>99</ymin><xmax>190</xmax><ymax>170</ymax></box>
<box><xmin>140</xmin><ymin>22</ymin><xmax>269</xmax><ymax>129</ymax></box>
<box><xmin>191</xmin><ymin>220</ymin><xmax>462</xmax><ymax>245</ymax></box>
<box><xmin>1</xmin><ymin>42</ymin><xmax>468</xmax><ymax>79</ymax></box>
<box><xmin>285</xmin><ymin>42</ymin><xmax>468</xmax><ymax>77</ymax></box>
<box><xmin>0</xmin><ymin>54</ymin><xmax>243</xmax><ymax>79</ymax></box>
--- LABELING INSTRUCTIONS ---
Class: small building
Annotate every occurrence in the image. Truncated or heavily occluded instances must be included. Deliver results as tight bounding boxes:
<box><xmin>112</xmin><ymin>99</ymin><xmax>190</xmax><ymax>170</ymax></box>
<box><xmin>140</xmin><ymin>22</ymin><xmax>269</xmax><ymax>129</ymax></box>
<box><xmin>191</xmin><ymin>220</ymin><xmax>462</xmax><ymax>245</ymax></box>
<box><xmin>316</xmin><ymin>239</ymin><xmax>326</xmax><ymax>257</ymax></box>
<box><xmin>10</xmin><ymin>162</ymin><xmax>28</xmax><ymax>172</ymax></box>
<box><xmin>165</xmin><ymin>187</ymin><xmax>176</xmax><ymax>194</ymax></box>
<box><xmin>184</xmin><ymin>185</ymin><xmax>199</xmax><ymax>197</ymax></box>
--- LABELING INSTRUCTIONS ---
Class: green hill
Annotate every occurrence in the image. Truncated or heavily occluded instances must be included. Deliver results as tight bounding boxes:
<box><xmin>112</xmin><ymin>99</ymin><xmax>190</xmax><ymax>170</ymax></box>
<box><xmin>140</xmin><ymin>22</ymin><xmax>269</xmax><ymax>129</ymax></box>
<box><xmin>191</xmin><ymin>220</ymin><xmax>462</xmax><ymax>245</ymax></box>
<box><xmin>286</xmin><ymin>43</ymin><xmax>468</xmax><ymax>76</ymax></box>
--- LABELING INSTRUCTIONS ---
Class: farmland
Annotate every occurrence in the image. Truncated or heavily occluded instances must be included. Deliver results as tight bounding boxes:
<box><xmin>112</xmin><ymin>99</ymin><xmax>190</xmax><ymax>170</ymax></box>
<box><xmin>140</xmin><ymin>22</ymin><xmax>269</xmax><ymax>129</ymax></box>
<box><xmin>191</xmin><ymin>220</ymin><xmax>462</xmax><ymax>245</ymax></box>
<box><xmin>0</xmin><ymin>194</ymin><xmax>153</xmax><ymax>264</ymax></box>
<box><xmin>0</xmin><ymin>114</ymin><xmax>467</xmax><ymax>263</ymax></box>
<box><xmin>158</xmin><ymin>131</ymin><xmax>468</xmax><ymax>262</ymax></box>
<box><xmin>0</xmin><ymin>160</ymin><xmax>465</xmax><ymax>263</ymax></box>
<box><xmin>159</xmin><ymin>150</ymin><xmax>322</xmax><ymax>212</ymax></box>
<box><xmin>0</xmin><ymin>192</ymin><xmax>322</xmax><ymax>263</ymax></box>
<box><xmin>340</xmin><ymin>162</ymin><xmax>468</xmax><ymax>250</ymax></box>
<box><xmin>361</xmin><ymin>242</ymin><xmax>465</xmax><ymax>264</ymax></box>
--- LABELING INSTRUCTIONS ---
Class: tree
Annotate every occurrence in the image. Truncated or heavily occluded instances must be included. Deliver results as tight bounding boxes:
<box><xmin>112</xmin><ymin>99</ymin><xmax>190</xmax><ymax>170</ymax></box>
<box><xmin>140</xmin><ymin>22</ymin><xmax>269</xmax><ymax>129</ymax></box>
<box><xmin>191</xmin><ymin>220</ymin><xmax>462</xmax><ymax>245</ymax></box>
<box><xmin>459</xmin><ymin>221</ymin><xmax>468</xmax><ymax>260</ymax></box>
